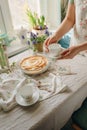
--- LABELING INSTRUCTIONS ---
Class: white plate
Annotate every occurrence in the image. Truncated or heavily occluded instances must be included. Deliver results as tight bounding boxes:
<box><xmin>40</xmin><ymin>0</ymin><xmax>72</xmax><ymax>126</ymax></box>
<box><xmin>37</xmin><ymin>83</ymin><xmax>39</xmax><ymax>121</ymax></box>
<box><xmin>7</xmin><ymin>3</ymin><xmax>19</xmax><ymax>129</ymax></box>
<box><xmin>16</xmin><ymin>87</ymin><xmax>39</xmax><ymax>106</ymax></box>
<box><xmin>21</xmin><ymin>63</ymin><xmax>49</xmax><ymax>75</ymax></box>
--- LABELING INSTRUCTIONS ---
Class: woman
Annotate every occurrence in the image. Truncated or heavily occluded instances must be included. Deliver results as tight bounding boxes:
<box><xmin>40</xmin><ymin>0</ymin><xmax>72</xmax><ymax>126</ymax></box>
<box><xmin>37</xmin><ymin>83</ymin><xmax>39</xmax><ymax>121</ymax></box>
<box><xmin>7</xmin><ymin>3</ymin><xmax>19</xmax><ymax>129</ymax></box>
<box><xmin>44</xmin><ymin>0</ymin><xmax>87</xmax><ymax>58</ymax></box>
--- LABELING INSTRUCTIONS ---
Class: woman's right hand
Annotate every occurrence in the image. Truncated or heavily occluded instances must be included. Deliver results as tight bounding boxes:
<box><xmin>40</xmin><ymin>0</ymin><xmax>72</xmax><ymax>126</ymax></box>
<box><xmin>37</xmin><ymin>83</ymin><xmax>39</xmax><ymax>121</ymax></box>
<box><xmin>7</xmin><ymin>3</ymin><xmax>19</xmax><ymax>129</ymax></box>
<box><xmin>44</xmin><ymin>34</ymin><xmax>58</xmax><ymax>52</ymax></box>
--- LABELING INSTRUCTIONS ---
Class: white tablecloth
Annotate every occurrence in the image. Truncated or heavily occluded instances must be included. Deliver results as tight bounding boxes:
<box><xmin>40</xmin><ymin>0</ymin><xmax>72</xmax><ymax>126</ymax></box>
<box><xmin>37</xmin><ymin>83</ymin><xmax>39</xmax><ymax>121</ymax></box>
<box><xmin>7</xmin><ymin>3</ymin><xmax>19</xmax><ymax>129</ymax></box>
<box><xmin>0</xmin><ymin>51</ymin><xmax>87</xmax><ymax>130</ymax></box>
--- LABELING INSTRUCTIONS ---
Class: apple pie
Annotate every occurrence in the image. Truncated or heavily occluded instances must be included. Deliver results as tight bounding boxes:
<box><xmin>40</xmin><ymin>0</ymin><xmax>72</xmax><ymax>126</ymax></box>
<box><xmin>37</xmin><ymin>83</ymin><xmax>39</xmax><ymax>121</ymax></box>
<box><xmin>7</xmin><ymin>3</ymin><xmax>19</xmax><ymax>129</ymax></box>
<box><xmin>20</xmin><ymin>55</ymin><xmax>48</xmax><ymax>73</ymax></box>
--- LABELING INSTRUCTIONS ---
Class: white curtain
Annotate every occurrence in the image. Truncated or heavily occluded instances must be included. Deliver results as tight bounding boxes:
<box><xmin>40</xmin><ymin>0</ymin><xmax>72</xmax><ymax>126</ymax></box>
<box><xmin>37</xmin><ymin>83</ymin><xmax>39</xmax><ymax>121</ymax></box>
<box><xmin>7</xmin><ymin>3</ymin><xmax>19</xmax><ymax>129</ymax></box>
<box><xmin>31</xmin><ymin>0</ymin><xmax>61</xmax><ymax>29</ymax></box>
<box><xmin>0</xmin><ymin>0</ymin><xmax>13</xmax><ymax>33</ymax></box>
<box><xmin>38</xmin><ymin>0</ymin><xmax>61</xmax><ymax>30</ymax></box>
<box><xmin>0</xmin><ymin>0</ymin><xmax>61</xmax><ymax>33</ymax></box>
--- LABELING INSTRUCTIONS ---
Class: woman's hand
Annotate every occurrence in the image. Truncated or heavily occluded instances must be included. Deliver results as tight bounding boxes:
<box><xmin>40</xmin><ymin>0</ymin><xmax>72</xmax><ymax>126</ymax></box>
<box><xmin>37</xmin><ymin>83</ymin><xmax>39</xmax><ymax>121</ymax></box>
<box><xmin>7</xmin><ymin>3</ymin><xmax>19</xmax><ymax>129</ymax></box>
<box><xmin>59</xmin><ymin>46</ymin><xmax>80</xmax><ymax>59</ymax></box>
<box><xmin>44</xmin><ymin>34</ymin><xmax>58</xmax><ymax>52</ymax></box>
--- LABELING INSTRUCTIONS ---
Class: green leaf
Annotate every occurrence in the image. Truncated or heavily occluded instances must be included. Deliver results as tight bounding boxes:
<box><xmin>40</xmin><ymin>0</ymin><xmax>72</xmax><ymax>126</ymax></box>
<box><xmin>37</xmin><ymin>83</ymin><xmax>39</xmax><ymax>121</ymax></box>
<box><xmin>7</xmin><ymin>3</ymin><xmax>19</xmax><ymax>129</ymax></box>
<box><xmin>26</xmin><ymin>9</ymin><xmax>37</xmax><ymax>28</ymax></box>
<box><xmin>26</xmin><ymin>9</ymin><xmax>46</xmax><ymax>29</ymax></box>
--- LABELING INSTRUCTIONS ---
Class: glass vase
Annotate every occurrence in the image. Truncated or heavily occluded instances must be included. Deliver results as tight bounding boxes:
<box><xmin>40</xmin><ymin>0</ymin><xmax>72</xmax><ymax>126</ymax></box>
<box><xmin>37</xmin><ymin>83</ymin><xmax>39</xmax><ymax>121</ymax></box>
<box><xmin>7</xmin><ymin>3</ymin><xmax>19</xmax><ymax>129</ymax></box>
<box><xmin>0</xmin><ymin>40</ymin><xmax>9</xmax><ymax>70</ymax></box>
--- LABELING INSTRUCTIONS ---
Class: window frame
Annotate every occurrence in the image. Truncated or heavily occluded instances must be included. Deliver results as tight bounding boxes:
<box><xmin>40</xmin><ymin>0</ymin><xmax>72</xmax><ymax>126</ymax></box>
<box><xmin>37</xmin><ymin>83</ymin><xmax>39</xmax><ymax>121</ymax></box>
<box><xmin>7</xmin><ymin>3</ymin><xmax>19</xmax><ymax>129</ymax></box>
<box><xmin>0</xmin><ymin>0</ymin><xmax>61</xmax><ymax>57</ymax></box>
<box><xmin>0</xmin><ymin>0</ymin><xmax>13</xmax><ymax>33</ymax></box>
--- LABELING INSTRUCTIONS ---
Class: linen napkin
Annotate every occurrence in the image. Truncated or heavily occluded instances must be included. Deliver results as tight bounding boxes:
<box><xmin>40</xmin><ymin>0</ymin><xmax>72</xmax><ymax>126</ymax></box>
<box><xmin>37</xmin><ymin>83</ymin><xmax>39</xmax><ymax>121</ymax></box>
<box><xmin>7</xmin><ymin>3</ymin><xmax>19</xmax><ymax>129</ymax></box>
<box><xmin>0</xmin><ymin>65</ymin><xmax>39</xmax><ymax>111</ymax></box>
<box><xmin>37</xmin><ymin>73</ymin><xmax>68</xmax><ymax>101</ymax></box>
<box><xmin>0</xmin><ymin>77</ymin><xmax>26</xmax><ymax>111</ymax></box>
<box><xmin>0</xmin><ymin>64</ymin><xmax>69</xmax><ymax>111</ymax></box>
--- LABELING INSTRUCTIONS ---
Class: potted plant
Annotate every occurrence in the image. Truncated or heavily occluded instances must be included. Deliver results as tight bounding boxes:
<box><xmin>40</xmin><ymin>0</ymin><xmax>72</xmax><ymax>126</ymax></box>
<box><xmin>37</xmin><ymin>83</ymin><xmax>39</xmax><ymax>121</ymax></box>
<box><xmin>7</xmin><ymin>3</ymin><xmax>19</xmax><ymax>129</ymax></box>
<box><xmin>26</xmin><ymin>9</ymin><xmax>47</xmax><ymax>30</ymax></box>
<box><xmin>26</xmin><ymin>9</ymin><xmax>50</xmax><ymax>52</ymax></box>
<box><xmin>27</xmin><ymin>30</ymin><xmax>50</xmax><ymax>52</ymax></box>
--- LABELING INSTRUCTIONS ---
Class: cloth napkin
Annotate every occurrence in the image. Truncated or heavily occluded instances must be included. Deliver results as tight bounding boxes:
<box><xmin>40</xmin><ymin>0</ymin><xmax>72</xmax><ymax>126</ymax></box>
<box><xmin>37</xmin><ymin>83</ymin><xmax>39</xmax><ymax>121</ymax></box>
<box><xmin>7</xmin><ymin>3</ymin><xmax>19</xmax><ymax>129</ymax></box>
<box><xmin>0</xmin><ymin>77</ymin><xmax>26</xmax><ymax>111</ymax></box>
<box><xmin>37</xmin><ymin>73</ymin><xmax>68</xmax><ymax>101</ymax></box>
<box><xmin>0</xmin><ymin>68</ymin><xmax>29</xmax><ymax>111</ymax></box>
<box><xmin>0</xmin><ymin>64</ymin><xmax>69</xmax><ymax>111</ymax></box>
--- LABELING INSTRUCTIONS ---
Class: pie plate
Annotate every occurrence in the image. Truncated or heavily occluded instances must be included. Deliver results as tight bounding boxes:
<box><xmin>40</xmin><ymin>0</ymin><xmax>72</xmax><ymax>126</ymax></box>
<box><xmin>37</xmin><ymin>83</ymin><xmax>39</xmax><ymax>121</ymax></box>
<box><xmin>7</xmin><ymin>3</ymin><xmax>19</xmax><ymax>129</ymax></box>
<box><xmin>21</xmin><ymin>63</ymin><xmax>49</xmax><ymax>75</ymax></box>
<box><xmin>20</xmin><ymin>55</ymin><xmax>50</xmax><ymax>75</ymax></box>
<box><xmin>16</xmin><ymin>87</ymin><xmax>39</xmax><ymax>106</ymax></box>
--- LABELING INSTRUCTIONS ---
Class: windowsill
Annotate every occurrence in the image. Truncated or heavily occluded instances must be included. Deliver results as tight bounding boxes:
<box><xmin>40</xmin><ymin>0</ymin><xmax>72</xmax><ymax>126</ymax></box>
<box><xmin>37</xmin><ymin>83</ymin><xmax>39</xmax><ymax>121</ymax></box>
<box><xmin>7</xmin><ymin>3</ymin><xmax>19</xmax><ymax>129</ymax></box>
<box><xmin>7</xmin><ymin>40</ymin><xmax>29</xmax><ymax>58</ymax></box>
<box><xmin>7</xmin><ymin>29</ymin><xmax>56</xmax><ymax>58</ymax></box>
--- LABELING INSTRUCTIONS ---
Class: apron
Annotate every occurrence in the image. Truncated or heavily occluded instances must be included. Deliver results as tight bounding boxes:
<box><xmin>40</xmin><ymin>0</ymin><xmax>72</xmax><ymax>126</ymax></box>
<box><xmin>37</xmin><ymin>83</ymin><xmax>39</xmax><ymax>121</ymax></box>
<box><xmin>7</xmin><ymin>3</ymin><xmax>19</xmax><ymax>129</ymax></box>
<box><xmin>70</xmin><ymin>0</ymin><xmax>87</xmax><ymax>46</ymax></box>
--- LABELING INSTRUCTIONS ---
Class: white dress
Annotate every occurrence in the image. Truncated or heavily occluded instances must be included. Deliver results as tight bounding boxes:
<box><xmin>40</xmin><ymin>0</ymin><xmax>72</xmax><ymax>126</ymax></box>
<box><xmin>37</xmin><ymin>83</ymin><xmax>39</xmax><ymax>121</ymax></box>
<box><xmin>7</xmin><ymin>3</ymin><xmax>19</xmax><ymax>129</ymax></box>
<box><xmin>70</xmin><ymin>0</ymin><xmax>87</xmax><ymax>46</ymax></box>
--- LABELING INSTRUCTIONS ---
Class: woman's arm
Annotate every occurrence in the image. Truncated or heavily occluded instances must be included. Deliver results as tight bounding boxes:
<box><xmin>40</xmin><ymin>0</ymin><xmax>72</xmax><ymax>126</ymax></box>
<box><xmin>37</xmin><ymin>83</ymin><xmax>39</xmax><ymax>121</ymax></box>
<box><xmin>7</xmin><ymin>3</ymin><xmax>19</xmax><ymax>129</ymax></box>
<box><xmin>44</xmin><ymin>2</ymin><xmax>75</xmax><ymax>50</ymax></box>
<box><xmin>78</xmin><ymin>42</ymin><xmax>87</xmax><ymax>51</ymax></box>
<box><xmin>60</xmin><ymin>42</ymin><xmax>87</xmax><ymax>59</ymax></box>
<box><xmin>54</xmin><ymin>2</ymin><xmax>75</xmax><ymax>41</ymax></box>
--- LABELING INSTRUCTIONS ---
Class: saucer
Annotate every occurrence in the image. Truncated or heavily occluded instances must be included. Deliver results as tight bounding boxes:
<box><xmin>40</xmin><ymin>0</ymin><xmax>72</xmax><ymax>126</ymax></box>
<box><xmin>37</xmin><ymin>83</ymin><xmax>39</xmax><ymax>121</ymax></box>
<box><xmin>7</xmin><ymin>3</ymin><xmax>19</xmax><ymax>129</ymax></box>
<box><xmin>16</xmin><ymin>87</ymin><xmax>39</xmax><ymax>106</ymax></box>
<box><xmin>48</xmin><ymin>54</ymin><xmax>61</xmax><ymax>60</ymax></box>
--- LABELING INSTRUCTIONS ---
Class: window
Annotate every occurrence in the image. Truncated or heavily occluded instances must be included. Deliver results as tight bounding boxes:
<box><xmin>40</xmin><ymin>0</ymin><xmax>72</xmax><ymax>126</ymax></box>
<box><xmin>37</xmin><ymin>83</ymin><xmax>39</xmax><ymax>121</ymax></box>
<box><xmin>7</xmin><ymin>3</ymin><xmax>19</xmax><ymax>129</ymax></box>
<box><xmin>0</xmin><ymin>0</ymin><xmax>13</xmax><ymax>33</ymax></box>
<box><xmin>0</xmin><ymin>5</ymin><xmax>6</xmax><ymax>33</ymax></box>
<box><xmin>8</xmin><ymin>0</ymin><xmax>30</xmax><ymax>30</ymax></box>
<box><xmin>0</xmin><ymin>0</ymin><xmax>61</xmax><ymax>57</ymax></box>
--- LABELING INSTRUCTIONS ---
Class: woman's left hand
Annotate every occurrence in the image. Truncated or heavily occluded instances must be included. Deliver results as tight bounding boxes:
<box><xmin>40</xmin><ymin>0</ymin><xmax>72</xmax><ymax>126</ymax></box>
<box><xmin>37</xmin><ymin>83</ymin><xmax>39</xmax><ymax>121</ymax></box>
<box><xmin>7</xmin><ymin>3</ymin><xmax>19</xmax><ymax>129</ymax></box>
<box><xmin>59</xmin><ymin>46</ymin><xmax>80</xmax><ymax>59</ymax></box>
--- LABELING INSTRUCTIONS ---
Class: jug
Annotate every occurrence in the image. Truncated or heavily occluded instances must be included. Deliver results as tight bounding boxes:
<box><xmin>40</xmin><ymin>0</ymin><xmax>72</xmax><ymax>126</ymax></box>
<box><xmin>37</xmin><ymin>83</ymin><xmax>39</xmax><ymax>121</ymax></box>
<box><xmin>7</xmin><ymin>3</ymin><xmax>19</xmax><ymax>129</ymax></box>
<box><xmin>0</xmin><ymin>33</ymin><xmax>16</xmax><ymax>46</ymax></box>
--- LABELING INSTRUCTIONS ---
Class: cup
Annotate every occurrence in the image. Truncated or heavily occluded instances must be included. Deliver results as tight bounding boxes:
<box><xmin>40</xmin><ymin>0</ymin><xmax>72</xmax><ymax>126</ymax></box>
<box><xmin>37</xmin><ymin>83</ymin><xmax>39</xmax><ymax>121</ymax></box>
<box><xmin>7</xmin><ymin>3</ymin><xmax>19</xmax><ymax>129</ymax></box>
<box><xmin>19</xmin><ymin>83</ymin><xmax>33</xmax><ymax>101</ymax></box>
<box><xmin>48</xmin><ymin>43</ymin><xmax>62</xmax><ymax>57</ymax></box>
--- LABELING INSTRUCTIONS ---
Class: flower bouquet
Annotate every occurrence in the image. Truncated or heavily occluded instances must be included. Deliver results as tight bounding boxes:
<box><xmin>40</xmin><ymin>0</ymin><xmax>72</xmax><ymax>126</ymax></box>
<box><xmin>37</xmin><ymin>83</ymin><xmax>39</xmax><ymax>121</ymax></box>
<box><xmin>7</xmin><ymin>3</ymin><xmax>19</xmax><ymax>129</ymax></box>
<box><xmin>26</xmin><ymin>9</ymin><xmax>50</xmax><ymax>52</ymax></box>
<box><xmin>27</xmin><ymin>29</ymin><xmax>50</xmax><ymax>52</ymax></box>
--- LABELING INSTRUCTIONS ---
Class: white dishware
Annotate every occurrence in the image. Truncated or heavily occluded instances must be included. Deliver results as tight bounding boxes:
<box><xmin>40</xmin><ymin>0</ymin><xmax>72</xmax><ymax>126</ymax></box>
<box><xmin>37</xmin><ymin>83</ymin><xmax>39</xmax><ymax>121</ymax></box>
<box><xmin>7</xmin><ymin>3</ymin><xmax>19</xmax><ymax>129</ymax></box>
<box><xmin>17</xmin><ymin>27</ymin><xmax>27</xmax><ymax>44</ymax></box>
<box><xmin>48</xmin><ymin>43</ymin><xmax>62</xmax><ymax>57</ymax></box>
<box><xmin>20</xmin><ymin>55</ymin><xmax>50</xmax><ymax>75</ymax></box>
<box><xmin>21</xmin><ymin>62</ymin><xmax>49</xmax><ymax>75</ymax></box>
<box><xmin>16</xmin><ymin>86</ymin><xmax>39</xmax><ymax>106</ymax></box>
<box><xmin>19</xmin><ymin>83</ymin><xmax>34</xmax><ymax>101</ymax></box>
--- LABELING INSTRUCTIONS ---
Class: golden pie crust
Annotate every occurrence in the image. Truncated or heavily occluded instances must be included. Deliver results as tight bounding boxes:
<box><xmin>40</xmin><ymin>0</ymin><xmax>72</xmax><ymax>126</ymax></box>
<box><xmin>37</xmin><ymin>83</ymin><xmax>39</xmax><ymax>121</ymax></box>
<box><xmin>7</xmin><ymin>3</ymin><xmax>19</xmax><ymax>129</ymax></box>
<box><xmin>20</xmin><ymin>55</ymin><xmax>48</xmax><ymax>72</ymax></box>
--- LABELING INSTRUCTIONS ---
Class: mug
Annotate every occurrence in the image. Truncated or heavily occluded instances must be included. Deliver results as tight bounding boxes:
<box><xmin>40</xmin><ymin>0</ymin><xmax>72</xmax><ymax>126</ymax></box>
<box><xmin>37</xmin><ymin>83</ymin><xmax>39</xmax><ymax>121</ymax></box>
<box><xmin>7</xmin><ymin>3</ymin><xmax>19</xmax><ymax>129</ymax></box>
<box><xmin>48</xmin><ymin>43</ymin><xmax>62</xmax><ymax>57</ymax></box>
<box><xmin>19</xmin><ymin>83</ymin><xmax>33</xmax><ymax>101</ymax></box>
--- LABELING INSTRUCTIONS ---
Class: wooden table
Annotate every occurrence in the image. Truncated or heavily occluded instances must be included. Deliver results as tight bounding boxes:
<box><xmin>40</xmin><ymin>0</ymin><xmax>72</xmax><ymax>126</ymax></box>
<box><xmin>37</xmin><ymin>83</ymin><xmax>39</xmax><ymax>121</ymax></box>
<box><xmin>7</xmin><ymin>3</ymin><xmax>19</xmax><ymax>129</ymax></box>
<box><xmin>0</xmin><ymin>51</ymin><xmax>87</xmax><ymax>130</ymax></box>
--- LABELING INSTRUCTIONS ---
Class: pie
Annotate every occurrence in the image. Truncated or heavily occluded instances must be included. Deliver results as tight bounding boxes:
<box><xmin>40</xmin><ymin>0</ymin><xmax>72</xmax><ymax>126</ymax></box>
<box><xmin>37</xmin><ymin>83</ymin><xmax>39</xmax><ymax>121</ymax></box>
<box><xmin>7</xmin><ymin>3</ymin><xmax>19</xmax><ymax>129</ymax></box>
<box><xmin>20</xmin><ymin>55</ymin><xmax>48</xmax><ymax>73</ymax></box>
